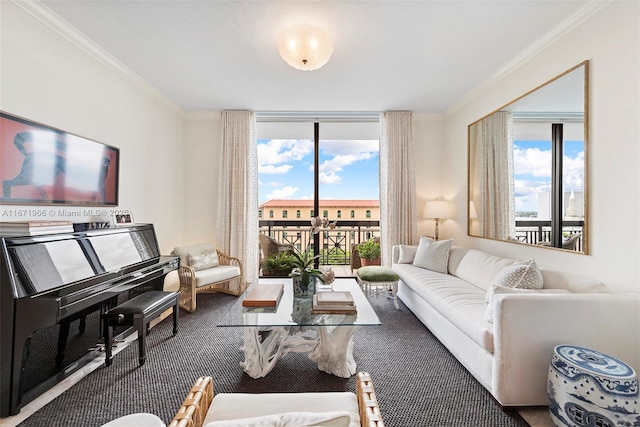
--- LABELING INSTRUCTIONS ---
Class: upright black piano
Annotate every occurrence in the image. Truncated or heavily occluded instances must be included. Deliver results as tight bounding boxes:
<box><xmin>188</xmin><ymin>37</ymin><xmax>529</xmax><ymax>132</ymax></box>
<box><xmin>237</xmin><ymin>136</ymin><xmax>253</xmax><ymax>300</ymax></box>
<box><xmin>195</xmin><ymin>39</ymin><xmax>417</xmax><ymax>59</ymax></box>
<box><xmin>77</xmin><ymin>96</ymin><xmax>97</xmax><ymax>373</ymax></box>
<box><xmin>0</xmin><ymin>224</ymin><xmax>179</xmax><ymax>416</ymax></box>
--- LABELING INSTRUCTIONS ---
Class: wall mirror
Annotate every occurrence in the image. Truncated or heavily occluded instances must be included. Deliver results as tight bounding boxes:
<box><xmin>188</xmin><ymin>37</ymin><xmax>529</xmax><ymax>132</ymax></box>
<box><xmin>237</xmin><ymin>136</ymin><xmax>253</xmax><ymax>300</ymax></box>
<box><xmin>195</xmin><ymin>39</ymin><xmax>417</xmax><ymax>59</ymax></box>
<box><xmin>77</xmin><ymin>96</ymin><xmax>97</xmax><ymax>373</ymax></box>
<box><xmin>468</xmin><ymin>61</ymin><xmax>588</xmax><ymax>254</ymax></box>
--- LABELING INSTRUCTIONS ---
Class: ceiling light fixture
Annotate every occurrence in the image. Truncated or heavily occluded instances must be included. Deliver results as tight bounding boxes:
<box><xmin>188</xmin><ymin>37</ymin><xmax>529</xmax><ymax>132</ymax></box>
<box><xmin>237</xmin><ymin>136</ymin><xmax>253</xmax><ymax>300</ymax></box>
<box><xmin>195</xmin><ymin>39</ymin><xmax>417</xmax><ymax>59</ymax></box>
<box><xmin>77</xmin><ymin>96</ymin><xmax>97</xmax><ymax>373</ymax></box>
<box><xmin>277</xmin><ymin>24</ymin><xmax>333</xmax><ymax>71</ymax></box>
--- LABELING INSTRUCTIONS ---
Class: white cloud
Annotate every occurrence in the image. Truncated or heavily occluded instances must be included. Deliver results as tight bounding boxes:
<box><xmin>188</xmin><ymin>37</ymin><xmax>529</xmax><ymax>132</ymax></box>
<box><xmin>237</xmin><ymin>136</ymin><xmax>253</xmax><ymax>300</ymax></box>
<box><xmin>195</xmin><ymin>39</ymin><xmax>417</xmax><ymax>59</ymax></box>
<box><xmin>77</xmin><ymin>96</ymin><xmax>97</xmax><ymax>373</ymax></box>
<box><xmin>315</xmin><ymin>140</ymin><xmax>378</xmax><ymax>184</ymax></box>
<box><xmin>513</xmin><ymin>147</ymin><xmax>551</xmax><ymax>177</ymax></box>
<box><xmin>257</xmin><ymin>139</ymin><xmax>313</xmax><ymax>170</ymax></box>
<box><xmin>319</xmin><ymin>171</ymin><xmax>341</xmax><ymax>185</ymax></box>
<box><xmin>259</xmin><ymin>164</ymin><xmax>293</xmax><ymax>174</ymax></box>
<box><xmin>266</xmin><ymin>186</ymin><xmax>299</xmax><ymax>200</ymax></box>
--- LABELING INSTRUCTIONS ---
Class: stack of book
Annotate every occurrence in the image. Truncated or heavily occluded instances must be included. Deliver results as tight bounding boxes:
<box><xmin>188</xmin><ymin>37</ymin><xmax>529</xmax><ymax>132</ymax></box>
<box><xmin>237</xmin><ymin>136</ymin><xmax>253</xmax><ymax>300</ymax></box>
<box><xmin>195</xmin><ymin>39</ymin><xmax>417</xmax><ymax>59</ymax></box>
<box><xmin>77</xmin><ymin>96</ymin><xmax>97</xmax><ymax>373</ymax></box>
<box><xmin>242</xmin><ymin>283</ymin><xmax>284</xmax><ymax>308</ymax></box>
<box><xmin>311</xmin><ymin>291</ymin><xmax>357</xmax><ymax>315</ymax></box>
<box><xmin>0</xmin><ymin>221</ymin><xmax>74</xmax><ymax>237</ymax></box>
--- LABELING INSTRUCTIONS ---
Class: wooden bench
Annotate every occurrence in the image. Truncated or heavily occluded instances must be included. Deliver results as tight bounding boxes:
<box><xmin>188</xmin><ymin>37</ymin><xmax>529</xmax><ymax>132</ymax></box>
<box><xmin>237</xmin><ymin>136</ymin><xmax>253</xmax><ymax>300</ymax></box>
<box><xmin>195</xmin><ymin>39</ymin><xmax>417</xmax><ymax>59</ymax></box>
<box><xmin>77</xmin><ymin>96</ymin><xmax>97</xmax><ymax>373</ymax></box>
<box><xmin>103</xmin><ymin>290</ymin><xmax>179</xmax><ymax>366</ymax></box>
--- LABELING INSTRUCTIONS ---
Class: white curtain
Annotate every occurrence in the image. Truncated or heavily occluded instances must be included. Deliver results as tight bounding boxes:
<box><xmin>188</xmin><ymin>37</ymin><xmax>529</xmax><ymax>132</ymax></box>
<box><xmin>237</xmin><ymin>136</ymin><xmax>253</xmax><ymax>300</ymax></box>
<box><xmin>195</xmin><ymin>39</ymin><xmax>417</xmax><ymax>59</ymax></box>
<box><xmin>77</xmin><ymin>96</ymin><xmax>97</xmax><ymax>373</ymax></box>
<box><xmin>217</xmin><ymin>110</ymin><xmax>259</xmax><ymax>287</ymax></box>
<box><xmin>470</xmin><ymin>111</ymin><xmax>515</xmax><ymax>240</ymax></box>
<box><xmin>379</xmin><ymin>111</ymin><xmax>417</xmax><ymax>266</ymax></box>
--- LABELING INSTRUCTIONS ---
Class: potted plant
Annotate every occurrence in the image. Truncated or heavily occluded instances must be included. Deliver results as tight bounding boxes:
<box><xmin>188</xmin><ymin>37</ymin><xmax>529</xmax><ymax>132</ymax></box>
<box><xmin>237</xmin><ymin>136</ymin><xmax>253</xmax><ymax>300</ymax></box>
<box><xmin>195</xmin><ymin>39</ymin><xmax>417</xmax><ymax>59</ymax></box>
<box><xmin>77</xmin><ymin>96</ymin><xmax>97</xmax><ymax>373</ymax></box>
<box><xmin>288</xmin><ymin>250</ymin><xmax>323</xmax><ymax>298</ymax></box>
<box><xmin>358</xmin><ymin>238</ymin><xmax>381</xmax><ymax>266</ymax></box>
<box><xmin>262</xmin><ymin>252</ymin><xmax>296</xmax><ymax>277</ymax></box>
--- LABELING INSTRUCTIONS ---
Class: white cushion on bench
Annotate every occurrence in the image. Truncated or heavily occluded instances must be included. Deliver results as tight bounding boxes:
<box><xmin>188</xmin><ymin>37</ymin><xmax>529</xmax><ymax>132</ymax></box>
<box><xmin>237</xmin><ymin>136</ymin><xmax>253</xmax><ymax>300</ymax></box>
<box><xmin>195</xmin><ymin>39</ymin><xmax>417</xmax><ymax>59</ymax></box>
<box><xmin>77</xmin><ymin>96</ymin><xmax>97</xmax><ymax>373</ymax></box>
<box><xmin>204</xmin><ymin>392</ymin><xmax>360</xmax><ymax>427</ymax></box>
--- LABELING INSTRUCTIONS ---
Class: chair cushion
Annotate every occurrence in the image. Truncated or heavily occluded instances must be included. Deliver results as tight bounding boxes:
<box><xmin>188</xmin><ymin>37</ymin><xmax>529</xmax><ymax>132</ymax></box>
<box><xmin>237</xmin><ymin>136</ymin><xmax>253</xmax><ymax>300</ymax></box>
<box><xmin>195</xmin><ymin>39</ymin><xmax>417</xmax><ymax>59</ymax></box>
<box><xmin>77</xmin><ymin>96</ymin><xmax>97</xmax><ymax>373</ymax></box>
<box><xmin>357</xmin><ymin>266</ymin><xmax>399</xmax><ymax>282</ymax></box>
<box><xmin>195</xmin><ymin>265</ymin><xmax>241</xmax><ymax>288</ymax></box>
<box><xmin>205</xmin><ymin>411</ymin><xmax>351</xmax><ymax>427</ymax></box>
<box><xmin>203</xmin><ymin>392</ymin><xmax>360</xmax><ymax>427</ymax></box>
<box><xmin>100</xmin><ymin>413</ymin><xmax>165</xmax><ymax>427</ymax></box>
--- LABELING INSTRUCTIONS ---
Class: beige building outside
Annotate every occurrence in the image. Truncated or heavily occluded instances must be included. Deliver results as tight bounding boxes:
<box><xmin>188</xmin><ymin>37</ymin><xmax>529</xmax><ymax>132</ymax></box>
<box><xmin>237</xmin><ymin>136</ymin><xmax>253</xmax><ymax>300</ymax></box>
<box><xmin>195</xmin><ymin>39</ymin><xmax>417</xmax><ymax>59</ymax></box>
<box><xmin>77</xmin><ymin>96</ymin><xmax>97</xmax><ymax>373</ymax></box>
<box><xmin>259</xmin><ymin>200</ymin><xmax>380</xmax><ymax>221</ymax></box>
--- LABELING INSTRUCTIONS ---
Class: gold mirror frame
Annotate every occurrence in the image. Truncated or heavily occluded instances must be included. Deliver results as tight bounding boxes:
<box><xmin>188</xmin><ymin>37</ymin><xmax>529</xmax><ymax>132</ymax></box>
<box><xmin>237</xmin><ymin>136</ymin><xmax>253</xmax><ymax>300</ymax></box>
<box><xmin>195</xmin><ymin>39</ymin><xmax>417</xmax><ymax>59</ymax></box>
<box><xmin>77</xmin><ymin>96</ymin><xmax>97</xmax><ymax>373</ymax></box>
<box><xmin>467</xmin><ymin>61</ymin><xmax>589</xmax><ymax>254</ymax></box>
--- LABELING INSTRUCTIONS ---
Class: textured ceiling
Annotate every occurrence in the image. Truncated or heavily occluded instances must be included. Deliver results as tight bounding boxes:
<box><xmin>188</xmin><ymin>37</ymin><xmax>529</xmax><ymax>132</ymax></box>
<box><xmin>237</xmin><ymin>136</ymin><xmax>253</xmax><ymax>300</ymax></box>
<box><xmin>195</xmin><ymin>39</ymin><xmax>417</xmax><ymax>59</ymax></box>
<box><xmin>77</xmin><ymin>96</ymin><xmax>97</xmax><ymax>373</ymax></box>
<box><xmin>41</xmin><ymin>0</ymin><xmax>589</xmax><ymax>113</ymax></box>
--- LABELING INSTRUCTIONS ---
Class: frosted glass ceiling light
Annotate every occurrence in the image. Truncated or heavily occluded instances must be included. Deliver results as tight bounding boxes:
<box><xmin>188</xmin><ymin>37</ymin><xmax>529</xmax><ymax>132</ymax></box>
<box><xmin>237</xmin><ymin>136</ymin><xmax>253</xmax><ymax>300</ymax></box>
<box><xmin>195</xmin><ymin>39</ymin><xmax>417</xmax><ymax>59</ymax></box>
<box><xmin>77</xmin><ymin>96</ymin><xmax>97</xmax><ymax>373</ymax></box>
<box><xmin>278</xmin><ymin>24</ymin><xmax>333</xmax><ymax>71</ymax></box>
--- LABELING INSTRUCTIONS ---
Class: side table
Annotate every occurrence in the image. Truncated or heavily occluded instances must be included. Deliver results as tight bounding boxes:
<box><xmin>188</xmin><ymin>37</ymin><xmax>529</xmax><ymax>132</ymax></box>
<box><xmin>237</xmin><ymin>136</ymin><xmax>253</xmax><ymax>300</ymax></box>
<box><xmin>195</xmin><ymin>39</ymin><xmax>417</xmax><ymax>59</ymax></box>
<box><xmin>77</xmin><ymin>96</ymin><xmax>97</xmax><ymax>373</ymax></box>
<box><xmin>548</xmin><ymin>344</ymin><xmax>638</xmax><ymax>426</ymax></box>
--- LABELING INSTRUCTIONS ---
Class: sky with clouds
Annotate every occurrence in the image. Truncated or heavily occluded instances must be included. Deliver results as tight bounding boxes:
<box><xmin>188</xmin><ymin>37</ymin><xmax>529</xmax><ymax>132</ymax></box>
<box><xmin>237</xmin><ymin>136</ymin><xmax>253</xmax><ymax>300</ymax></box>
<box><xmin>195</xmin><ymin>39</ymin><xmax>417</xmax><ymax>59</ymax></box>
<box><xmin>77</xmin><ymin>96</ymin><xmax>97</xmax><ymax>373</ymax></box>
<box><xmin>513</xmin><ymin>140</ymin><xmax>584</xmax><ymax>212</ymax></box>
<box><xmin>257</xmin><ymin>139</ymin><xmax>379</xmax><ymax>204</ymax></box>
<box><xmin>257</xmin><ymin>137</ymin><xmax>584</xmax><ymax>214</ymax></box>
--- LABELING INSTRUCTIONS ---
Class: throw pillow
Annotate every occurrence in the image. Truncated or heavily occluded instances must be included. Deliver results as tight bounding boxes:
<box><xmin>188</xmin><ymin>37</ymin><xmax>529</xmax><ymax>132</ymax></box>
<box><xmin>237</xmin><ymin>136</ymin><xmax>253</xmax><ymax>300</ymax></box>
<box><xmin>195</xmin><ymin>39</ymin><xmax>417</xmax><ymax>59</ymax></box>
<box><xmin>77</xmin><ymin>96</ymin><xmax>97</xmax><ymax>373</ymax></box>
<box><xmin>484</xmin><ymin>286</ymin><xmax>570</xmax><ymax>323</ymax></box>
<box><xmin>489</xmin><ymin>259</ymin><xmax>543</xmax><ymax>290</ymax></box>
<box><xmin>188</xmin><ymin>249</ymin><xmax>219</xmax><ymax>271</ymax></box>
<box><xmin>397</xmin><ymin>245</ymin><xmax>418</xmax><ymax>264</ymax></box>
<box><xmin>412</xmin><ymin>238</ymin><xmax>452</xmax><ymax>274</ymax></box>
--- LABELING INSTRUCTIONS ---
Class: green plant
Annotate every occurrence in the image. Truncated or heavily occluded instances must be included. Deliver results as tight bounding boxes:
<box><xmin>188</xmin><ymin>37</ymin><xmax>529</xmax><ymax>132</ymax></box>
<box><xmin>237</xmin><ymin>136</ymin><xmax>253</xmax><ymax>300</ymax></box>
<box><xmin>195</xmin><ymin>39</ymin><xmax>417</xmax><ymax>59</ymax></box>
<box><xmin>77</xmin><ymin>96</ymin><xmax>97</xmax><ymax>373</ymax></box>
<box><xmin>358</xmin><ymin>238</ymin><xmax>381</xmax><ymax>260</ymax></box>
<box><xmin>288</xmin><ymin>250</ymin><xmax>323</xmax><ymax>284</ymax></box>
<box><xmin>262</xmin><ymin>252</ymin><xmax>295</xmax><ymax>273</ymax></box>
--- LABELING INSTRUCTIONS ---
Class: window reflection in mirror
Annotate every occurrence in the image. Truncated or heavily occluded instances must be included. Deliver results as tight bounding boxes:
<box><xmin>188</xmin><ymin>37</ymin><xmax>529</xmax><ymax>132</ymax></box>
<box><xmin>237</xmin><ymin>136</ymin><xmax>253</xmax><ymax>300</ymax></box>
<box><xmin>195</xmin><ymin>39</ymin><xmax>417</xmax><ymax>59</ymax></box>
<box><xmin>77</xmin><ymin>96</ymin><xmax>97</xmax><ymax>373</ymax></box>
<box><xmin>468</xmin><ymin>61</ymin><xmax>588</xmax><ymax>254</ymax></box>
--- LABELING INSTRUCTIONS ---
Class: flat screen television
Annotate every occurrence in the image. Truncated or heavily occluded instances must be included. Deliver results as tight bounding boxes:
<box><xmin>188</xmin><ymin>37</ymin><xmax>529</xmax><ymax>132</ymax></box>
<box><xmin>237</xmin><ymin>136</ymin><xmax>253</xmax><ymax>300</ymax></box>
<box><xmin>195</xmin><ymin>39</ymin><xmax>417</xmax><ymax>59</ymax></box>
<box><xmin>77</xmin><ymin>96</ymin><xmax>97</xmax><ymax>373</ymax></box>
<box><xmin>0</xmin><ymin>112</ymin><xmax>119</xmax><ymax>206</ymax></box>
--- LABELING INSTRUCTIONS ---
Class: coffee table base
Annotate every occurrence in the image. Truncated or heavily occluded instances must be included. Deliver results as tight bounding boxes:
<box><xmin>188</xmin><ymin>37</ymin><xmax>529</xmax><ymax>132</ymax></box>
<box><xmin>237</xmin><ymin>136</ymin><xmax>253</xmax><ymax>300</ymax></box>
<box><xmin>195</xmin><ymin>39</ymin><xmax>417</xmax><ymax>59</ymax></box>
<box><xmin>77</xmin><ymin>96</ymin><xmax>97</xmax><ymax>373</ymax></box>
<box><xmin>239</xmin><ymin>325</ymin><xmax>356</xmax><ymax>379</ymax></box>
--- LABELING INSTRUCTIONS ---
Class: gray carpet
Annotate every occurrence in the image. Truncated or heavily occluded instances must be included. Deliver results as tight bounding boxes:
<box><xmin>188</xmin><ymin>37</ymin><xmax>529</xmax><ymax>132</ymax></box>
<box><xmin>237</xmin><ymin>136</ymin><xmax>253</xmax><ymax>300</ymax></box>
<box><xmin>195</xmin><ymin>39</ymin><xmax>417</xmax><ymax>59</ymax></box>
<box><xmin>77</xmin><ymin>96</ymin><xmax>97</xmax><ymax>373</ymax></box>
<box><xmin>18</xmin><ymin>291</ymin><xmax>529</xmax><ymax>427</ymax></box>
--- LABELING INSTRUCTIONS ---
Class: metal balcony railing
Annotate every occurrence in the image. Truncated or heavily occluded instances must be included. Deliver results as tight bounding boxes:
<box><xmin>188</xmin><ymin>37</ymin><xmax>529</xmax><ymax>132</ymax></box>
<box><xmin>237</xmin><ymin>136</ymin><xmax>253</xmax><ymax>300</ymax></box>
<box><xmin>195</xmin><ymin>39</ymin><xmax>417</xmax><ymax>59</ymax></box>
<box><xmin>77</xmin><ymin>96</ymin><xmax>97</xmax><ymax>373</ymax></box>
<box><xmin>514</xmin><ymin>220</ymin><xmax>584</xmax><ymax>251</ymax></box>
<box><xmin>259</xmin><ymin>220</ymin><xmax>380</xmax><ymax>265</ymax></box>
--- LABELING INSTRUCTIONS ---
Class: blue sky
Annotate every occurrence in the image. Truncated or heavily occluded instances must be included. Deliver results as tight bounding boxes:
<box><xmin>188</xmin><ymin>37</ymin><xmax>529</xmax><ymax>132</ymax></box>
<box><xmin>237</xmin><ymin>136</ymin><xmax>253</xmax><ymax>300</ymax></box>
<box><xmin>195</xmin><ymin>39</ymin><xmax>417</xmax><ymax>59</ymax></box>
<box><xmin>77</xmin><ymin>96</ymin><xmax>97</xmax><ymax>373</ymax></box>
<box><xmin>258</xmin><ymin>138</ymin><xmax>584</xmax><ymax>213</ymax></box>
<box><xmin>257</xmin><ymin>139</ymin><xmax>380</xmax><ymax>204</ymax></box>
<box><xmin>513</xmin><ymin>140</ymin><xmax>585</xmax><ymax>212</ymax></box>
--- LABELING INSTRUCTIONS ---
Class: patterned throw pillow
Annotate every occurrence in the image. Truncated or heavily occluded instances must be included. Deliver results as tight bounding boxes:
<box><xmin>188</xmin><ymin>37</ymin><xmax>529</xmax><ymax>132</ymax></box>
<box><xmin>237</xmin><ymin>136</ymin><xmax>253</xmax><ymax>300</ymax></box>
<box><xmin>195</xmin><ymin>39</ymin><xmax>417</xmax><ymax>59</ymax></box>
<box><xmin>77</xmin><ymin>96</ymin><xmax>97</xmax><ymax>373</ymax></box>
<box><xmin>489</xmin><ymin>259</ymin><xmax>543</xmax><ymax>290</ymax></box>
<box><xmin>412</xmin><ymin>238</ymin><xmax>453</xmax><ymax>274</ymax></box>
<box><xmin>188</xmin><ymin>250</ymin><xmax>219</xmax><ymax>271</ymax></box>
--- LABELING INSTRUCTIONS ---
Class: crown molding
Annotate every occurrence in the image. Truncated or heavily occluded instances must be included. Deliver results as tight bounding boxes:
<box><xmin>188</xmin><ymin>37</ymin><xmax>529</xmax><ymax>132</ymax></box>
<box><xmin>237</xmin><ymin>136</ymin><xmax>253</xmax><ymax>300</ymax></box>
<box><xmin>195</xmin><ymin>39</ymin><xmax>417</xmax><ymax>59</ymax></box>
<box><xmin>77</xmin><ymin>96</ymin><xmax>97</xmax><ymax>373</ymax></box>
<box><xmin>443</xmin><ymin>0</ymin><xmax>612</xmax><ymax>118</ymax></box>
<box><xmin>413</xmin><ymin>113</ymin><xmax>443</xmax><ymax>122</ymax></box>
<box><xmin>13</xmin><ymin>0</ymin><xmax>184</xmax><ymax>115</ymax></box>
<box><xmin>184</xmin><ymin>111</ymin><xmax>222</xmax><ymax>121</ymax></box>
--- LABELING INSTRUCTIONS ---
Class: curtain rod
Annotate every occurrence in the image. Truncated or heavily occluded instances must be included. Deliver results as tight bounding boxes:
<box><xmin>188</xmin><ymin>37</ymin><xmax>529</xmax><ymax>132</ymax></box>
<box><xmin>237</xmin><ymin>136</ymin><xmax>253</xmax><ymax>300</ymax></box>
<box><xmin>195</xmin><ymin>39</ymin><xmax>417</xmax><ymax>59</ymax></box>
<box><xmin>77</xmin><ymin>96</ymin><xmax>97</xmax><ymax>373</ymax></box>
<box><xmin>255</xmin><ymin>111</ymin><xmax>380</xmax><ymax>123</ymax></box>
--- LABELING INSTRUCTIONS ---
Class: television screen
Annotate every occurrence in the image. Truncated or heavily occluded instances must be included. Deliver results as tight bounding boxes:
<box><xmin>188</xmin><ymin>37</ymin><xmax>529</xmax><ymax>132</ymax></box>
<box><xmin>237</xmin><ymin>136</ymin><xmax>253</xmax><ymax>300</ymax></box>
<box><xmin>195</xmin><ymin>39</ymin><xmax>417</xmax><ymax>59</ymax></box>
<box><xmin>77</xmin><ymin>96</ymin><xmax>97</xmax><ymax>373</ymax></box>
<box><xmin>0</xmin><ymin>112</ymin><xmax>119</xmax><ymax>206</ymax></box>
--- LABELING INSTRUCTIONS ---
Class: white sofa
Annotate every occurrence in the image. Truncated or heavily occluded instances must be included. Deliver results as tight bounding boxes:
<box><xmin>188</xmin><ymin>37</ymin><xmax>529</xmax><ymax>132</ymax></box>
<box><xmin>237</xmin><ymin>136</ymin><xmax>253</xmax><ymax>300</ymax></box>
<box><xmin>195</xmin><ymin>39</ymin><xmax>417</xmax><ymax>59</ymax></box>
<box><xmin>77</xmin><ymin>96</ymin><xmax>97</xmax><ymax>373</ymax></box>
<box><xmin>391</xmin><ymin>242</ymin><xmax>640</xmax><ymax>407</ymax></box>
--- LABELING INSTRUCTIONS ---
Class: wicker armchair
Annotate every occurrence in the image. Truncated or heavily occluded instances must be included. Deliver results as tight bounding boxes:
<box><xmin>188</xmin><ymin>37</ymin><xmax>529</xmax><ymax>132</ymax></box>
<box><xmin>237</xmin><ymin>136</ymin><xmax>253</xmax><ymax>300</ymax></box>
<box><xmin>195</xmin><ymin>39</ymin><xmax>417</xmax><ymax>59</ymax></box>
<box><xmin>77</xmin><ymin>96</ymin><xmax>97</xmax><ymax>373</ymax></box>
<box><xmin>259</xmin><ymin>233</ymin><xmax>294</xmax><ymax>268</ymax></box>
<box><xmin>169</xmin><ymin>372</ymin><xmax>384</xmax><ymax>427</ymax></box>
<box><xmin>171</xmin><ymin>243</ymin><xmax>244</xmax><ymax>313</ymax></box>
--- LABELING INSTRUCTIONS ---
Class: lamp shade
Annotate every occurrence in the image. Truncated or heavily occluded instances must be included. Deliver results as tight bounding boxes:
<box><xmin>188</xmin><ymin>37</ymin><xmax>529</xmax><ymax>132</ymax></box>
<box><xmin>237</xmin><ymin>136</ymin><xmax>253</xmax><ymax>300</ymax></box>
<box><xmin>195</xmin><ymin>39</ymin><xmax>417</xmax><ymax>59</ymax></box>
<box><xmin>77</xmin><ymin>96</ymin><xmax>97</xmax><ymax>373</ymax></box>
<box><xmin>424</xmin><ymin>200</ymin><xmax>450</xmax><ymax>220</ymax></box>
<box><xmin>277</xmin><ymin>24</ymin><xmax>334</xmax><ymax>71</ymax></box>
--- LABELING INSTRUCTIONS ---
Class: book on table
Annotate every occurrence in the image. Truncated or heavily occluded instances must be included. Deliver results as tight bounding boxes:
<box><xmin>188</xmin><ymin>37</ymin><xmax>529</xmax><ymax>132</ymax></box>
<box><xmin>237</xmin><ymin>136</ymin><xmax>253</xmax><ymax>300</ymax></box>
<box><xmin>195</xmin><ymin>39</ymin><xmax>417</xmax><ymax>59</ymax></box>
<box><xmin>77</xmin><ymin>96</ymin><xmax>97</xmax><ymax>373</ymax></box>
<box><xmin>315</xmin><ymin>291</ymin><xmax>354</xmax><ymax>305</ymax></box>
<box><xmin>0</xmin><ymin>221</ymin><xmax>74</xmax><ymax>236</ymax></box>
<box><xmin>311</xmin><ymin>293</ymin><xmax>357</xmax><ymax>315</ymax></box>
<box><xmin>242</xmin><ymin>283</ymin><xmax>284</xmax><ymax>307</ymax></box>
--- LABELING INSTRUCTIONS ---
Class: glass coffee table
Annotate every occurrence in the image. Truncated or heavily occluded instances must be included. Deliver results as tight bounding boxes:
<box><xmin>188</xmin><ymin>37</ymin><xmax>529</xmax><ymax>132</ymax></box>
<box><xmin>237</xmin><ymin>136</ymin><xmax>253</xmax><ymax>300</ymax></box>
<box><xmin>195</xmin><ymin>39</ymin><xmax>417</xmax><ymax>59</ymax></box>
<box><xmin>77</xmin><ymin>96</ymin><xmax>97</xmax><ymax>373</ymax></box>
<box><xmin>217</xmin><ymin>278</ymin><xmax>381</xmax><ymax>378</ymax></box>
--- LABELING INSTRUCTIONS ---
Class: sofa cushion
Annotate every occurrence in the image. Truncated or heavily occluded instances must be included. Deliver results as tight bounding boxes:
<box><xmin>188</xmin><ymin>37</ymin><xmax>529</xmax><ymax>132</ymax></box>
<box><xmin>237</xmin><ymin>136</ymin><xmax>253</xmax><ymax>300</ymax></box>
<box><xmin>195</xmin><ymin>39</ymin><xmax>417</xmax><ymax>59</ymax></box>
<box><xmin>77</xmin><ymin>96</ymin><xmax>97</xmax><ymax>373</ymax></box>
<box><xmin>453</xmin><ymin>249</ymin><xmax>517</xmax><ymax>292</ymax></box>
<box><xmin>188</xmin><ymin>250</ymin><xmax>219</xmax><ymax>271</ymax></box>
<box><xmin>393</xmin><ymin>263</ymin><xmax>493</xmax><ymax>353</ymax></box>
<box><xmin>204</xmin><ymin>392</ymin><xmax>359</xmax><ymax>427</ymax></box>
<box><xmin>412</xmin><ymin>238</ymin><xmax>452</xmax><ymax>274</ymax></box>
<box><xmin>205</xmin><ymin>411</ymin><xmax>351</xmax><ymax>427</ymax></box>
<box><xmin>488</xmin><ymin>260</ymin><xmax>543</xmax><ymax>291</ymax></box>
<box><xmin>195</xmin><ymin>265</ymin><xmax>241</xmax><ymax>288</ymax></box>
<box><xmin>540</xmin><ymin>269</ymin><xmax>606</xmax><ymax>293</ymax></box>
<box><xmin>484</xmin><ymin>286</ymin><xmax>570</xmax><ymax>323</ymax></box>
<box><xmin>397</xmin><ymin>245</ymin><xmax>418</xmax><ymax>264</ymax></box>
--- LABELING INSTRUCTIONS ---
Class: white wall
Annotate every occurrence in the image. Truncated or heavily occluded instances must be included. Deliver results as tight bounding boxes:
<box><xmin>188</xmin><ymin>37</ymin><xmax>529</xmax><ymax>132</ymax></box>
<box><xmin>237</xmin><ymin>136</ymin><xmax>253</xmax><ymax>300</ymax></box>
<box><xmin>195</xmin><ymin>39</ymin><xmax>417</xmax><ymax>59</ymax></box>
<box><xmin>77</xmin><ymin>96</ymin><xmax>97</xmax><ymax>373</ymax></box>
<box><xmin>183</xmin><ymin>112</ymin><xmax>222</xmax><ymax>245</ymax></box>
<box><xmin>0</xmin><ymin>2</ymin><xmax>185</xmax><ymax>253</ymax></box>
<box><xmin>433</xmin><ymin>1</ymin><xmax>639</xmax><ymax>292</ymax></box>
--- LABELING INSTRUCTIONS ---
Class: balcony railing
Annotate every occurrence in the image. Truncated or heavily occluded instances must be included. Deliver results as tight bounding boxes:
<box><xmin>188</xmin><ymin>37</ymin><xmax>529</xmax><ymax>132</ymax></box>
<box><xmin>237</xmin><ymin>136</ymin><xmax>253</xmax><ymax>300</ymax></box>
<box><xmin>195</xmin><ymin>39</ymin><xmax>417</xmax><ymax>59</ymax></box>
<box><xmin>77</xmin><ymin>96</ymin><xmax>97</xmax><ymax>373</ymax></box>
<box><xmin>514</xmin><ymin>220</ymin><xmax>584</xmax><ymax>251</ymax></box>
<box><xmin>259</xmin><ymin>220</ymin><xmax>380</xmax><ymax>265</ymax></box>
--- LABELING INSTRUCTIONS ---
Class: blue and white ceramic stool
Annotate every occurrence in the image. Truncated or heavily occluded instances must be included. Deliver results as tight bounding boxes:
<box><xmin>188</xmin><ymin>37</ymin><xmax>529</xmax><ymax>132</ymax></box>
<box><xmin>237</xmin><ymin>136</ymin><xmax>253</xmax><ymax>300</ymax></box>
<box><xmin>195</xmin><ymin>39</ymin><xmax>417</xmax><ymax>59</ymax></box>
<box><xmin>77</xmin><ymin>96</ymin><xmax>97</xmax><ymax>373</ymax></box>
<box><xmin>548</xmin><ymin>345</ymin><xmax>639</xmax><ymax>427</ymax></box>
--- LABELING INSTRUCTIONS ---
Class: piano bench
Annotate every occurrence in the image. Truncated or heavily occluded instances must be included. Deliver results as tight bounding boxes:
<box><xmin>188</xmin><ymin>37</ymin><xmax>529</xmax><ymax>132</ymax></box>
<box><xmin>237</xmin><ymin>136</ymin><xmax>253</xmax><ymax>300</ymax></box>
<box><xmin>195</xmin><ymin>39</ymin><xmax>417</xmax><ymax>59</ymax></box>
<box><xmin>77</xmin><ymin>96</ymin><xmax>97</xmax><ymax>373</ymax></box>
<box><xmin>102</xmin><ymin>290</ymin><xmax>179</xmax><ymax>367</ymax></box>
